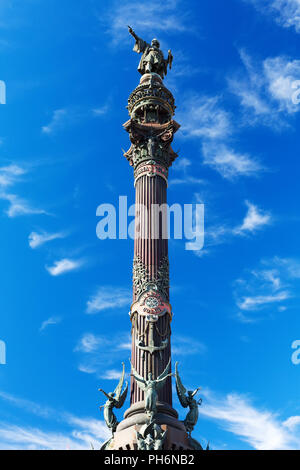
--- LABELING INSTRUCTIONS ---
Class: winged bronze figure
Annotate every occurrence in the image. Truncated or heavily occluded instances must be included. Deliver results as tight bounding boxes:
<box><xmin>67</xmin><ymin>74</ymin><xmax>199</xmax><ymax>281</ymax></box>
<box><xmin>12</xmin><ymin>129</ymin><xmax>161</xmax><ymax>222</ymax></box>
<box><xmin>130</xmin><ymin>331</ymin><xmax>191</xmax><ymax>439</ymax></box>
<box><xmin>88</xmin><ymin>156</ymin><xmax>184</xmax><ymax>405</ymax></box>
<box><xmin>175</xmin><ymin>362</ymin><xmax>202</xmax><ymax>434</ymax></box>
<box><xmin>130</xmin><ymin>358</ymin><xmax>172</xmax><ymax>422</ymax></box>
<box><xmin>99</xmin><ymin>362</ymin><xmax>128</xmax><ymax>433</ymax></box>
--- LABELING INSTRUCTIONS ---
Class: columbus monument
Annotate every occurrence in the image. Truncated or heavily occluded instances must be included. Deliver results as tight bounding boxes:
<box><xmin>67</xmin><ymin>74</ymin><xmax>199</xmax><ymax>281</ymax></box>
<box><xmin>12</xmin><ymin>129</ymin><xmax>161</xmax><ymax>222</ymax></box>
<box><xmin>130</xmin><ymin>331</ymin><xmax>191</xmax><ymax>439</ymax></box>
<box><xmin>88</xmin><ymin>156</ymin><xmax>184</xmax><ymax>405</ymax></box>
<box><xmin>100</xmin><ymin>27</ymin><xmax>205</xmax><ymax>451</ymax></box>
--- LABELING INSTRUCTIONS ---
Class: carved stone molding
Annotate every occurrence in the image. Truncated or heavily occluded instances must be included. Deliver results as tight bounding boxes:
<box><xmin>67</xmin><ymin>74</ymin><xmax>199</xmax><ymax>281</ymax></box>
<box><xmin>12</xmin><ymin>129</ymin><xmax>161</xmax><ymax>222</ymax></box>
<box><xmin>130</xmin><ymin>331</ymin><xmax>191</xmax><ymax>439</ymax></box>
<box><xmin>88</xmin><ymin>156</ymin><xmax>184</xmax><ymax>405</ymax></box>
<box><xmin>123</xmin><ymin>119</ymin><xmax>180</xmax><ymax>169</ymax></box>
<box><xmin>133</xmin><ymin>255</ymin><xmax>169</xmax><ymax>300</ymax></box>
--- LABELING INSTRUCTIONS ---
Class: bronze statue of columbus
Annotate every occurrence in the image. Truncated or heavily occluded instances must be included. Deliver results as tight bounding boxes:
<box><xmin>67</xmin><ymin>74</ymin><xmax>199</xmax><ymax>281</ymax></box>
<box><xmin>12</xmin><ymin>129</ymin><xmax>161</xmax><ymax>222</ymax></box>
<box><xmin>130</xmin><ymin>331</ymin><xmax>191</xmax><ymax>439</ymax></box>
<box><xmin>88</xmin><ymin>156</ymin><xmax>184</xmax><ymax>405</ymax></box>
<box><xmin>128</xmin><ymin>26</ymin><xmax>173</xmax><ymax>79</ymax></box>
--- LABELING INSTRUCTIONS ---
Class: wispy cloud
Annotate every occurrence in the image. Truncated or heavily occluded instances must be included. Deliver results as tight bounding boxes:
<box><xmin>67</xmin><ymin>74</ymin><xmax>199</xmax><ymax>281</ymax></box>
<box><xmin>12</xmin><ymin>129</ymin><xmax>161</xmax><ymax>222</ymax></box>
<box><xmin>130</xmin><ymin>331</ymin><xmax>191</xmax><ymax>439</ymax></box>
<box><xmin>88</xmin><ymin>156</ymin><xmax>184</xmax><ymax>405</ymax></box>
<box><xmin>195</xmin><ymin>200</ymin><xmax>272</xmax><ymax>257</ymax></box>
<box><xmin>247</xmin><ymin>0</ymin><xmax>300</xmax><ymax>33</ymax></box>
<box><xmin>233</xmin><ymin>257</ymin><xmax>300</xmax><ymax>321</ymax></box>
<box><xmin>0</xmin><ymin>390</ymin><xmax>110</xmax><ymax>450</ymax></box>
<box><xmin>283</xmin><ymin>416</ymin><xmax>300</xmax><ymax>431</ymax></box>
<box><xmin>177</xmin><ymin>93</ymin><xmax>263</xmax><ymax>180</ymax></box>
<box><xmin>46</xmin><ymin>258</ymin><xmax>84</xmax><ymax>276</ymax></box>
<box><xmin>202</xmin><ymin>143</ymin><xmax>263</xmax><ymax>180</ymax></box>
<box><xmin>86</xmin><ymin>287</ymin><xmax>131</xmax><ymax>314</ymax></box>
<box><xmin>42</xmin><ymin>109</ymin><xmax>68</xmax><ymax>134</ymax></box>
<box><xmin>0</xmin><ymin>193</ymin><xmax>47</xmax><ymax>218</ymax></box>
<box><xmin>179</xmin><ymin>95</ymin><xmax>232</xmax><ymax>140</ymax></box>
<box><xmin>42</xmin><ymin>105</ymin><xmax>109</xmax><ymax>134</ymax></box>
<box><xmin>234</xmin><ymin>201</ymin><xmax>272</xmax><ymax>234</ymax></box>
<box><xmin>39</xmin><ymin>317</ymin><xmax>62</xmax><ymax>332</ymax></box>
<box><xmin>0</xmin><ymin>165</ymin><xmax>46</xmax><ymax>218</ymax></box>
<box><xmin>103</xmin><ymin>0</ymin><xmax>191</xmax><ymax>46</ymax></box>
<box><xmin>29</xmin><ymin>230</ymin><xmax>67</xmax><ymax>249</ymax></box>
<box><xmin>0</xmin><ymin>165</ymin><xmax>25</xmax><ymax>187</ymax></box>
<box><xmin>172</xmin><ymin>335</ymin><xmax>206</xmax><ymax>356</ymax></box>
<box><xmin>229</xmin><ymin>50</ymin><xmax>300</xmax><ymax>128</ymax></box>
<box><xmin>75</xmin><ymin>333</ymin><xmax>107</xmax><ymax>353</ymax></box>
<box><xmin>200</xmin><ymin>390</ymin><xmax>300</xmax><ymax>450</ymax></box>
<box><xmin>0</xmin><ymin>391</ymin><xmax>54</xmax><ymax>420</ymax></box>
<box><xmin>169</xmin><ymin>158</ymin><xmax>206</xmax><ymax>186</ymax></box>
<box><xmin>75</xmin><ymin>332</ymin><xmax>131</xmax><ymax>378</ymax></box>
<box><xmin>100</xmin><ymin>369</ymin><xmax>127</xmax><ymax>380</ymax></box>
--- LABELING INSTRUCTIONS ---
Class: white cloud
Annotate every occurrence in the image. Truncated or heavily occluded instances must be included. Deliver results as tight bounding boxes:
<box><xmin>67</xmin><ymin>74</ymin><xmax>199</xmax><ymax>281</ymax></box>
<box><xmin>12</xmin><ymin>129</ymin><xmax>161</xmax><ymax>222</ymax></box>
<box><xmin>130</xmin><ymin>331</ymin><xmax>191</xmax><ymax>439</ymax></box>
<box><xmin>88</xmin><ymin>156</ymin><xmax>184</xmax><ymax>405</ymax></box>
<box><xmin>86</xmin><ymin>287</ymin><xmax>131</xmax><ymax>314</ymax></box>
<box><xmin>42</xmin><ymin>109</ymin><xmax>68</xmax><ymax>134</ymax></box>
<box><xmin>0</xmin><ymin>391</ymin><xmax>54</xmax><ymax>419</ymax></box>
<box><xmin>264</xmin><ymin>56</ymin><xmax>300</xmax><ymax>113</ymax></box>
<box><xmin>104</xmin><ymin>0</ymin><xmax>190</xmax><ymax>45</ymax></box>
<box><xmin>237</xmin><ymin>291</ymin><xmax>291</xmax><ymax>311</ymax></box>
<box><xmin>179</xmin><ymin>96</ymin><xmax>232</xmax><ymax>140</ymax></box>
<box><xmin>0</xmin><ymin>164</ymin><xmax>46</xmax><ymax>218</ymax></box>
<box><xmin>169</xmin><ymin>157</ymin><xmax>206</xmax><ymax>186</ymax></box>
<box><xmin>75</xmin><ymin>333</ymin><xmax>106</xmax><ymax>353</ymax></box>
<box><xmin>200</xmin><ymin>391</ymin><xmax>300</xmax><ymax>450</ymax></box>
<box><xmin>0</xmin><ymin>193</ymin><xmax>47</xmax><ymax>218</ymax></box>
<box><xmin>169</xmin><ymin>176</ymin><xmax>206</xmax><ymax>186</ymax></box>
<box><xmin>39</xmin><ymin>317</ymin><xmax>61</xmax><ymax>332</ymax></box>
<box><xmin>173</xmin><ymin>157</ymin><xmax>192</xmax><ymax>171</ymax></box>
<box><xmin>193</xmin><ymin>200</ymin><xmax>272</xmax><ymax>258</ymax></box>
<box><xmin>202</xmin><ymin>143</ymin><xmax>263</xmax><ymax>180</ymax></box>
<box><xmin>283</xmin><ymin>416</ymin><xmax>300</xmax><ymax>431</ymax></box>
<box><xmin>248</xmin><ymin>0</ymin><xmax>300</xmax><ymax>33</ymax></box>
<box><xmin>92</xmin><ymin>104</ymin><xmax>109</xmax><ymax>116</ymax></box>
<box><xmin>0</xmin><ymin>164</ymin><xmax>26</xmax><ymax>187</ymax></box>
<box><xmin>29</xmin><ymin>231</ymin><xmax>67</xmax><ymax>249</ymax></box>
<box><xmin>0</xmin><ymin>391</ymin><xmax>110</xmax><ymax>450</ymax></box>
<box><xmin>235</xmin><ymin>201</ymin><xmax>272</xmax><ymax>234</ymax></box>
<box><xmin>42</xmin><ymin>106</ymin><xmax>108</xmax><ymax>134</ymax></box>
<box><xmin>0</xmin><ymin>424</ymin><xmax>89</xmax><ymax>450</ymax></box>
<box><xmin>100</xmin><ymin>369</ymin><xmax>126</xmax><ymax>380</ymax></box>
<box><xmin>233</xmin><ymin>257</ymin><xmax>300</xmax><ymax>321</ymax></box>
<box><xmin>229</xmin><ymin>51</ymin><xmax>300</xmax><ymax>128</ymax></box>
<box><xmin>272</xmin><ymin>257</ymin><xmax>300</xmax><ymax>278</ymax></box>
<box><xmin>172</xmin><ymin>335</ymin><xmax>206</xmax><ymax>356</ymax></box>
<box><xmin>75</xmin><ymin>332</ymin><xmax>131</xmax><ymax>377</ymax></box>
<box><xmin>46</xmin><ymin>258</ymin><xmax>84</xmax><ymax>276</ymax></box>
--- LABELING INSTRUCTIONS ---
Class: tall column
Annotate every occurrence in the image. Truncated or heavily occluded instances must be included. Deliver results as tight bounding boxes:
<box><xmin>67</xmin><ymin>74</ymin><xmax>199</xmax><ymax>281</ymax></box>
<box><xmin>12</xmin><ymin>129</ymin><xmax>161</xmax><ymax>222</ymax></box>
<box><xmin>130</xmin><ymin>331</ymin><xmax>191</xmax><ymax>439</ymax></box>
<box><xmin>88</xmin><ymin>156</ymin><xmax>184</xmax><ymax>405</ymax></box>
<box><xmin>123</xmin><ymin>73</ymin><xmax>179</xmax><ymax>407</ymax></box>
<box><xmin>99</xmin><ymin>32</ymin><xmax>205</xmax><ymax>451</ymax></box>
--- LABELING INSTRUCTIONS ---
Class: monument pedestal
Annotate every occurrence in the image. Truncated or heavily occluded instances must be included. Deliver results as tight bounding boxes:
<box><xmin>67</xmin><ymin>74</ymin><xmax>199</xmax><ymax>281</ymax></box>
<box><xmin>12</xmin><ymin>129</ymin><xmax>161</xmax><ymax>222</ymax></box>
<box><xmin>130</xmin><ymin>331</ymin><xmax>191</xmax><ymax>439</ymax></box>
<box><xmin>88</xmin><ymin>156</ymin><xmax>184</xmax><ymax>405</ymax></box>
<box><xmin>101</xmin><ymin>402</ymin><xmax>203</xmax><ymax>450</ymax></box>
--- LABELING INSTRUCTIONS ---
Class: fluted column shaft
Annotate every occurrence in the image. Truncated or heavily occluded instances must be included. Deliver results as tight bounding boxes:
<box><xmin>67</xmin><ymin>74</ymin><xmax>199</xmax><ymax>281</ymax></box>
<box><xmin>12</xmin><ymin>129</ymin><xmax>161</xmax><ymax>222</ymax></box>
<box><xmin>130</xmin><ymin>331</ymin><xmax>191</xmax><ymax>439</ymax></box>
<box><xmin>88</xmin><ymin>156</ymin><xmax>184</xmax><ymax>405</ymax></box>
<box><xmin>130</xmin><ymin>173</ymin><xmax>172</xmax><ymax>405</ymax></box>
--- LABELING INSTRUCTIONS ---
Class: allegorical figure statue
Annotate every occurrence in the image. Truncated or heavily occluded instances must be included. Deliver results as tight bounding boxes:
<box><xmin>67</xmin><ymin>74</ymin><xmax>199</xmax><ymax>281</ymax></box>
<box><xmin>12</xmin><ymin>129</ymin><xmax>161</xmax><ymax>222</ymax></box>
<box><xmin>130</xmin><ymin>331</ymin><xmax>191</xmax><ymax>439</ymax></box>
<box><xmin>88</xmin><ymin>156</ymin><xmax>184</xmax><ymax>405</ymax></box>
<box><xmin>130</xmin><ymin>358</ymin><xmax>172</xmax><ymax>422</ymax></box>
<box><xmin>128</xmin><ymin>26</ymin><xmax>173</xmax><ymax>79</ymax></box>
<box><xmin>99</xmin><ymin>362</ymin><xmax>128</xmax><ymax>433</ymax></box>
<box><xmin>175</xmin><ymin>362</ymin><xmax>202</xmax><ymax>434</ymax></box>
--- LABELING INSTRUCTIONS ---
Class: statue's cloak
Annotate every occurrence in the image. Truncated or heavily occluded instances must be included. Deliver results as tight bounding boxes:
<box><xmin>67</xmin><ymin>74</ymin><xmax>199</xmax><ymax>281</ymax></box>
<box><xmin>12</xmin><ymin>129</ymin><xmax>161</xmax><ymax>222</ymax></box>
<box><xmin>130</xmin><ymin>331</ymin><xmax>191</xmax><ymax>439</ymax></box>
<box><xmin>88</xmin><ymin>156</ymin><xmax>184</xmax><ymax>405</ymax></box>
<box><xmin>133</xmin><ymin>37</ymin><xmax>165</xmax><ymax>76</ymax></box>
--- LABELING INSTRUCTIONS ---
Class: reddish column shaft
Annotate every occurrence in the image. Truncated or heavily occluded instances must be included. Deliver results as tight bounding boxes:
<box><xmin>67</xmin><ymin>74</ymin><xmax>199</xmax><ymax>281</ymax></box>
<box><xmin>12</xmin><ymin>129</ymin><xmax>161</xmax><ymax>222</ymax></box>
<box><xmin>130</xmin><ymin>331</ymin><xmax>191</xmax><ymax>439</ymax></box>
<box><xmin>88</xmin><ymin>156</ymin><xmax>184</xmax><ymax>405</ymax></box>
<box><xmin>130</xmin><ymin>173</ymin><xmax>172</xmax><ymax>406</ymax></box>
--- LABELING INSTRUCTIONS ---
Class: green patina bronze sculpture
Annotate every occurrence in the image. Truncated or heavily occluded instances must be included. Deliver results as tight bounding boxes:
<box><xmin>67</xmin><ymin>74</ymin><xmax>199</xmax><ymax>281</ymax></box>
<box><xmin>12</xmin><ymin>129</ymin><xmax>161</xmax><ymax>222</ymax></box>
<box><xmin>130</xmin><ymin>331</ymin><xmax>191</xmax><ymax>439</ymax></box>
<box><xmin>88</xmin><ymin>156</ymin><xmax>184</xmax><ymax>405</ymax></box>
<box><xmin>136</xmin><ymin>421</ymin><xmax>167</xmax><ymax>450</ymax></box>
<box><xmin>99</xmin><ymin>362</ymin><xmax>128</xmax><ymax>433</ymax></box>
<box><xmin>130</xmin><ymin>358</ymin><xmax>172</xmax><ymax>422</ymax></box>
<box><xmin>128</xmin><ymin>26</ymin><xmax>173</xmax><ymax>79</ymax></box>
<box><xmin>175</xmin><ymin>362</ymin><xmax>202</xmax><ymax>434</ymax></box>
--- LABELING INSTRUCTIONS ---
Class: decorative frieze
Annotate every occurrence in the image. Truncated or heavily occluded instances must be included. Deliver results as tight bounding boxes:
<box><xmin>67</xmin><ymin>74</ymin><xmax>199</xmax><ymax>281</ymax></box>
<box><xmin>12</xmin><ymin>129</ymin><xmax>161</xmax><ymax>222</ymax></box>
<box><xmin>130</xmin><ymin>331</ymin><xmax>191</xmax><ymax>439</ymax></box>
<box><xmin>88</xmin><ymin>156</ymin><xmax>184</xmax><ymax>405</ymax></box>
<box><xmin>133</xmin><ymin>255</ymin><xmax>170</xmax><ymax>301</ymax></box>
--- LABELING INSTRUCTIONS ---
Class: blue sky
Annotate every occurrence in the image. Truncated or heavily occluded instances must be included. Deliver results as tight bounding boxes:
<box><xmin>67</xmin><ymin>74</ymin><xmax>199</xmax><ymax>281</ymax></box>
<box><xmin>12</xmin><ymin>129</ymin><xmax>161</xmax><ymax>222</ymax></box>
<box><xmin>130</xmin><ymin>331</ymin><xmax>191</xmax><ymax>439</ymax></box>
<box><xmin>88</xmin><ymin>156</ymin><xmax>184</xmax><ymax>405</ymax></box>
<box><xmin>0</xmin><ymin>0</ymin><xmax>300</xmax><ymax>450</ymax></box>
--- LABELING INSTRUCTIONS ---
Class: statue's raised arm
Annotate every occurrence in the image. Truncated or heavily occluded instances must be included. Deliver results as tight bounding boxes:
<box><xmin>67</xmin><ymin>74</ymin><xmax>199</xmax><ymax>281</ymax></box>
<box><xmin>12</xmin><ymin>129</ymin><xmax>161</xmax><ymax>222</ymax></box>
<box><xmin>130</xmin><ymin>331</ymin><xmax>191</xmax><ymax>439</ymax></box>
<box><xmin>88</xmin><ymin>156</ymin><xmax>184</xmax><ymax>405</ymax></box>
<box><xmin>128</xmin><ymin>25</ymin><xmax>140</xmax><ymax>43</ymax></box>
<box><xmin>127</xmin><ymin>26</ymin><xmax>172</xmax><ymax>79</ymax></box>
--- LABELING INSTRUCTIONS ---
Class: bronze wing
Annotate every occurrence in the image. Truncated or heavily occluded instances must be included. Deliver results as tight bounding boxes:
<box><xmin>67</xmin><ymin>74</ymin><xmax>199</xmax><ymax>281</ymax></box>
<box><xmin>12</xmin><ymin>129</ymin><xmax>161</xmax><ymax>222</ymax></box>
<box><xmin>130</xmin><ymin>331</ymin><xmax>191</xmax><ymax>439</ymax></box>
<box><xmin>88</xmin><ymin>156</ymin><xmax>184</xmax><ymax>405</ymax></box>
<box><xmin>113</xmin><ymin>362</ymin><xmax>126</xmax><ymax>400</ymax></box>
<box><xmin>115</xmin><ymin>381</ymin><xmax>128</xmax><ymax>409</ymax></box>
<box><xmin>156</xmin><ymin>358</ymin><xmax>171</xmax><ymax>391</ymax></box>
<box><xmin>175</xmin><ymin>362</ymin><xmax>189</xmax><ymax>408</ymax></box>
<box><xmin>130</xmin><ymin>359</ymin><xmax>147</xmax><ymax>391</ymax></box>
<box><xmin>168</xmin><ymin>50</ymin><xmax>173</xmax><ymax>70</ymax></box>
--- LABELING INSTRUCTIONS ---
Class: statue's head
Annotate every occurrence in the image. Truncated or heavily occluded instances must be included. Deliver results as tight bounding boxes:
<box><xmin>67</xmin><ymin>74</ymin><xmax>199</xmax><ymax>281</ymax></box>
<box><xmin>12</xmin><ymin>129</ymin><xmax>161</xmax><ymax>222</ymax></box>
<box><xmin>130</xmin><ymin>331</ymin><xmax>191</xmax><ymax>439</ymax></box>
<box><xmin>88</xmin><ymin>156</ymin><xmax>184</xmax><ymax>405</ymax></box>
<box><xmin>148</xmin><ymin>372</ymin><xmax>153</xmax><ymax>380</ymax></box>
<box><xmin>151</xmin><ymin>38</ymin><xmax>160</xmax><ymax>48</ymax></box>
<box><xmin>109</xmin><ymin>392</ymin><xmax>115</xmax><ymax>398</ymax></box>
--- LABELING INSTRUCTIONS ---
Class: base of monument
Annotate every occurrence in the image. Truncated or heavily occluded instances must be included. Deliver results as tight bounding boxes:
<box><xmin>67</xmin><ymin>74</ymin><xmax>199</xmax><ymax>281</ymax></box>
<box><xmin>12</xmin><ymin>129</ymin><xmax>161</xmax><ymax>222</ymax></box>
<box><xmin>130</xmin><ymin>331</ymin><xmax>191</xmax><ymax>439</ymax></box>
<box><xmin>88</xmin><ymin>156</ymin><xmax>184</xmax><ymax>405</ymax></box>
<box><xmin>101</xmin><ymin>401</ymin><xmax>203</xmax><ymax>451</ymax></box>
